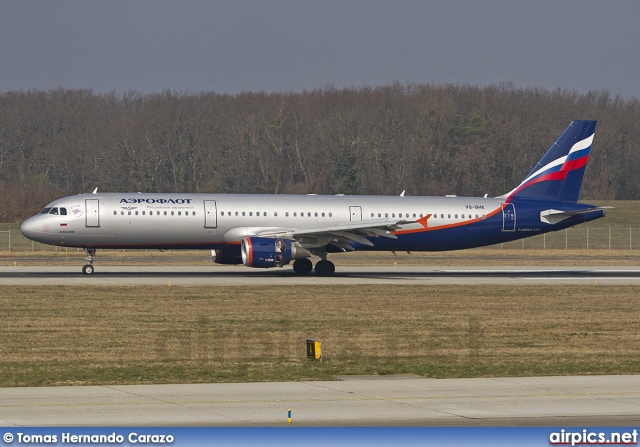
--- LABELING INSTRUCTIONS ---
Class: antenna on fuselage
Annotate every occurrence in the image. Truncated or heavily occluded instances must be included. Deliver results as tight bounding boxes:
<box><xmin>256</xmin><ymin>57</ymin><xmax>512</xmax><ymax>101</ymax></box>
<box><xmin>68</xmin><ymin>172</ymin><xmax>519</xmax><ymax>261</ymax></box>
<box><xmin>92</xmin><ymin>187</ymin><xmax>98</xmax><ymax>194</ymax></box>
<box><xmin>400</xmin><ymin>190</ymin><xmax>405</xmax><ymax>197</ymax></box>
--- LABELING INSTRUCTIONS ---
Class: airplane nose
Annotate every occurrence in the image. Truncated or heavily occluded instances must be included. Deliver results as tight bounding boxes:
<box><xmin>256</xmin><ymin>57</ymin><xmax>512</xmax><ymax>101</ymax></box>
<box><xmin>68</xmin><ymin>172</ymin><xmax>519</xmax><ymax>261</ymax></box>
<box><xmin>21</xmin><ymin>216</ymin><xmax>40</xmax><ymax>240</ymax></box>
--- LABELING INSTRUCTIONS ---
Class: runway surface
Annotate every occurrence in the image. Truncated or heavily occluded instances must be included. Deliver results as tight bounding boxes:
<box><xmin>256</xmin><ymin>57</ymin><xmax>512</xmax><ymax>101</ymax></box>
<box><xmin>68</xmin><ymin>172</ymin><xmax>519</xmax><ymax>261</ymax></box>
<box><xmin>2</xmin><ymin>375</ymin><xmax>640</xmax><ymax>426</ymax></box>
<box><xmin>2</xmin><ymin>265</ymin><xmax>640</xmax><ymax>285</ymax></box>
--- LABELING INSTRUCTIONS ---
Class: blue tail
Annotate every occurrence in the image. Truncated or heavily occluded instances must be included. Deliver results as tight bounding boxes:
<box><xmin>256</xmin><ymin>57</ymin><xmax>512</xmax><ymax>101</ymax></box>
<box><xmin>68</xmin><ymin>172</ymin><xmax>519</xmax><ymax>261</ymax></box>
<box><xmin>502</xmin><ymin>120</ymin><xmax>597</xmax><ymax>203</ymax></box>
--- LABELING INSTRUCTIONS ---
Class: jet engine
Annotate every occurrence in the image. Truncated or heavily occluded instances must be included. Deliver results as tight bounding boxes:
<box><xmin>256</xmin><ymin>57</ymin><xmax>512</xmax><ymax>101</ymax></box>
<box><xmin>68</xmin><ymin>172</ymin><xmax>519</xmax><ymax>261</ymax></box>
<box><xmin>211</xmin><ymin>249</ymin><xmax>243</xmax><ymax>265</ymax></box>
<box><xmin>241</xmin><ymin>237</ymin><xmax>310</xmax><ymax>268</ymax></box>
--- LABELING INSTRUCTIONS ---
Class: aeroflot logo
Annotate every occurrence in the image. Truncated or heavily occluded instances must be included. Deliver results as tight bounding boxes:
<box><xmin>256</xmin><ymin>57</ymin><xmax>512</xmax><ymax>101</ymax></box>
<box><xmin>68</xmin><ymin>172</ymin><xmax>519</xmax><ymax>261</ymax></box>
<box><xmin>120</xmin><ymin>198</ymin><xmax>193</xmax><ymax>204</ymax></box>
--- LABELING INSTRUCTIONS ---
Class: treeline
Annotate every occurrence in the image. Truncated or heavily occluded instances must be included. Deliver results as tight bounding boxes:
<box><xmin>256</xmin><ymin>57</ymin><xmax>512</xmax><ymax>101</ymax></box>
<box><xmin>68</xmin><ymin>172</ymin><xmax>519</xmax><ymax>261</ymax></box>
<box><xmin>1</xmin><ymin>82</ymin><xmax>639</xmax><ymax>221</ymax></box>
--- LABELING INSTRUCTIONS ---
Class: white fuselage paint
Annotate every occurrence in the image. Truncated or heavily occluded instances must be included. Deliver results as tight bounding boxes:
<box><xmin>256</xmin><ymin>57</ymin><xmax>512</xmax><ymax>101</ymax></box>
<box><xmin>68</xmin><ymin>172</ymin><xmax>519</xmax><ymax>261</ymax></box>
<box><xmin>21</xmin><ymin>193</ymin><xmax>502</xmax><ymax>250</ymax></box>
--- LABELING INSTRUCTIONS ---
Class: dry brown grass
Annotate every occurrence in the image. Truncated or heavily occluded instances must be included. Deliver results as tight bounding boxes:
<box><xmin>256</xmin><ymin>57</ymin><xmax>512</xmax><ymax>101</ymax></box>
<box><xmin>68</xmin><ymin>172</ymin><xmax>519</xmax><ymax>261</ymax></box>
<box><xmin>2</xmin><ymin>284</ymin><xmax>640</xmax><ymax>387</ymax></box>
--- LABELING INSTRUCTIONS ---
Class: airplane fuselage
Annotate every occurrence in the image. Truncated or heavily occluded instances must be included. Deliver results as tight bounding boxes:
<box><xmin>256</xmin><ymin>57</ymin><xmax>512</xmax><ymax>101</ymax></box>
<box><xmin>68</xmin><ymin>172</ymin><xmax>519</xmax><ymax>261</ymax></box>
<box><xmin>21</xmin><ymin>192</ymin><xmax>604</xmax><ymax>252</ymax></box>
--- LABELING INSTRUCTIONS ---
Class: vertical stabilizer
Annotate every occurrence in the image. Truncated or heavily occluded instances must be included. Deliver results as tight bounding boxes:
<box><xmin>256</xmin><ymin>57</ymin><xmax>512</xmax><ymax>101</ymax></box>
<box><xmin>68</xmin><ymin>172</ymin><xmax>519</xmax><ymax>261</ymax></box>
<box><xmin>502</xmin><ymin>120</ymin><xmax>596</xmax><ymax>203</ymax></box>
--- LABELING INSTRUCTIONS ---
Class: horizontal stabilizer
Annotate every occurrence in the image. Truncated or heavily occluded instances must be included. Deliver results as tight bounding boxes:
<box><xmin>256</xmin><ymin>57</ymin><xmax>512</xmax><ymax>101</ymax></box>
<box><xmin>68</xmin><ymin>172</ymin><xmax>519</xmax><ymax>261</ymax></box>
<box><xmin>540</xmin><ymin>207</ymin><xmax>612</xmax><ymax>225</ymax></box>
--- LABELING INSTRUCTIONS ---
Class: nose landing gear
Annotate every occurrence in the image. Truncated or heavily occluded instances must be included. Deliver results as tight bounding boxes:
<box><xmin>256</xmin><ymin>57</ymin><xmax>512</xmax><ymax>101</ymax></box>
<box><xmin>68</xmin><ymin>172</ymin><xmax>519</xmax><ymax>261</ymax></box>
<box><xmin>82</xmin><ymin>248</ymin><xmax>96</xmax><ymax>275</ymax></box>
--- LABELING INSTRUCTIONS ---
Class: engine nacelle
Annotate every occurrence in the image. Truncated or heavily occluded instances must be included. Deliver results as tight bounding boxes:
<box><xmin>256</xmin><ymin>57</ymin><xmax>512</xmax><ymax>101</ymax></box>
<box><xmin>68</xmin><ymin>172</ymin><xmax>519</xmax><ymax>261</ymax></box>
<box><xmin>211</xmin><ymin>249</ymin><xmax>243</xmax><ymax>265</ymax></box>
<box><xmin>241</xmin><ymin>237</ymin><xmax>310</xmax><ymax>268</ymax></box>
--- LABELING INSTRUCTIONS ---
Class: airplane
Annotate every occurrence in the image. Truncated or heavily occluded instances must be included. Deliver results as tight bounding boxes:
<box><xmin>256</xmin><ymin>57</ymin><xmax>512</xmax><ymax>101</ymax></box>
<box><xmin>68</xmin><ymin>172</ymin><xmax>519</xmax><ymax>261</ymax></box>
<box><xmin>21</xmin><ymin>120</ymin><xmax>607</xmax><ymax>276</ymax></box>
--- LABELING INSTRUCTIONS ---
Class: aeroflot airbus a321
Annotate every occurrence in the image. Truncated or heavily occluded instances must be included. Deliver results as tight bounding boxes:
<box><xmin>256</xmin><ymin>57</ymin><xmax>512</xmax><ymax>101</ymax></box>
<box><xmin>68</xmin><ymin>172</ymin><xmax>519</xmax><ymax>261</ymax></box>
<box><xmin>21</xmin><ymin>120</ymin><xmax>607</xmax><ymax>276</ymax></box>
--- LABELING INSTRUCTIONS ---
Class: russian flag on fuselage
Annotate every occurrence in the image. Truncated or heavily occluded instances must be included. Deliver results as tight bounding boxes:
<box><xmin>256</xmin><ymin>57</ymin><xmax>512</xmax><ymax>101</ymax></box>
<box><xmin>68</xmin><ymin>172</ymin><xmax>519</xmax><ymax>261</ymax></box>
<box><xmin>505</xmin><ymin>120</ymin><xmax>596</xmax><ymax>203</ymax></box>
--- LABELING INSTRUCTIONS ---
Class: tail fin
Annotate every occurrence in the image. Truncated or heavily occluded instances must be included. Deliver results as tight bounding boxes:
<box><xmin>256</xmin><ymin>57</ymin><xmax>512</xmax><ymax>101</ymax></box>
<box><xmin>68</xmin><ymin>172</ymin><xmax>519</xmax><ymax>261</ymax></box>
<box><xmin>502</xmin><ymin>120</ymin><xmax>597</xmax><ymax>203</ymax></box>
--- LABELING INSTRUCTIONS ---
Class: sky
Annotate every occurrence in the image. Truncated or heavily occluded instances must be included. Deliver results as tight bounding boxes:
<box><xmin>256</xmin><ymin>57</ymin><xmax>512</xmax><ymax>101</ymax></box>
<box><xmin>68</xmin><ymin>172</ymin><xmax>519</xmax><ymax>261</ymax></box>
<box><xmin>1</xmin><ymin>0</ymin><xmax>639</xmax><ymax>99</ymax></box>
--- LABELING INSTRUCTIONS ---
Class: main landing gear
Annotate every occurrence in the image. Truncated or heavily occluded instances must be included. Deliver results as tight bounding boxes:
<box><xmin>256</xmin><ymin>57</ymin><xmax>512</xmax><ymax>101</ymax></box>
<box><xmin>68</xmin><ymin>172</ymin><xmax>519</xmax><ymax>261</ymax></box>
<box><xmin>314</xmin><ymin>259</ymin><xmax>335</xmax><ymax>277</ymax></box>
<box><xmin>292</xmin><ymin>257</ymin><xmax>335</xmax><ymax>277</ymax></box>
<box><xmin>82</xmin><ymin>248</ymin><xmax>96</xmax><ymax>275</ymax></box>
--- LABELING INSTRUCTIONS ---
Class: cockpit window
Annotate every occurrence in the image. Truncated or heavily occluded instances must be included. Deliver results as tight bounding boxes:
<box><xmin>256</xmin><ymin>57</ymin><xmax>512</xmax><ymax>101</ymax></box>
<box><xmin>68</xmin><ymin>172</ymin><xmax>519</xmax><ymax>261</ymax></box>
<box><xmin>39</xmin><ymin>207</ymin><xmax>67</xmax><ymax>215</ymax></box>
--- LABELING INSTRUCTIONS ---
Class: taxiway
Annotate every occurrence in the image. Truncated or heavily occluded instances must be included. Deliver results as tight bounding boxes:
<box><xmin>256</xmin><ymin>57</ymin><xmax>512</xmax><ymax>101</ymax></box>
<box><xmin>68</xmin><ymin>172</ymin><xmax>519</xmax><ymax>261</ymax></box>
<box><xmin>2</xmin><ymin>375</ymin><xmax>640</xmax><ymax>426</ymax></box>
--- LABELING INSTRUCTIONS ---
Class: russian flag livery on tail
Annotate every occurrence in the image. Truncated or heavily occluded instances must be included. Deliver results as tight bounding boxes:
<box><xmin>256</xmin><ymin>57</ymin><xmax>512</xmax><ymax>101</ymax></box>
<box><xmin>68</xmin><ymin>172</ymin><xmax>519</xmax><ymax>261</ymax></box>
<box><xmin>503</xmin><ymin>120</ymin><xmax>596</xmax><ymax>202</ymax></box>
<box><xmin>21</xmin><ymin>120</ymin><xmax>608</xmax><ymax>276</ymax></box>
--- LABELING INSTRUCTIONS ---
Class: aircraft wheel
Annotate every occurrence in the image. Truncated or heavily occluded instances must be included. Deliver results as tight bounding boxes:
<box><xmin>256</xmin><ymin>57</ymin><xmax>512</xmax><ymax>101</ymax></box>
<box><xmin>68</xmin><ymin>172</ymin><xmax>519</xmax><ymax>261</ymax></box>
<box><xmin>82</xmin><ymin>264</ymin><xmax>95</xmax><ymax>275</ymax></box>
<box><xmin>315</xmin><ymin>260</ymin><xmax>335</xmax><ymax>277</ymax></box>
<box><xmin>293</xmin><ymin>258</ymin><xmax>313</xmax><ymax>275</ymax></box>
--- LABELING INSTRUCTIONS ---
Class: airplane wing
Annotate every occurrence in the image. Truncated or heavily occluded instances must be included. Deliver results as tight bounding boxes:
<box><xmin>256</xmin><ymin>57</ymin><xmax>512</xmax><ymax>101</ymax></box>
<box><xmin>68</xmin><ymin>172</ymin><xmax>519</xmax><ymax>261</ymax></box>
<box><xmin>257</xmin><ymin>217</ymin><xmax>428</xmax><ymax>250</ymax></box>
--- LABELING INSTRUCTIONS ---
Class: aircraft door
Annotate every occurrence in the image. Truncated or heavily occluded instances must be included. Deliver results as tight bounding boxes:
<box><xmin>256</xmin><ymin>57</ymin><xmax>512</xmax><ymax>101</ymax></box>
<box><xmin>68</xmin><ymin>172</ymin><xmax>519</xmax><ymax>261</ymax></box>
<box><xmin>349</xmin><ymin>206</ymin><xmax>362</xmax><ymax>221</ymax></box>
<box><xmin>502</xmin><ymin>203</ymin><xmax>516</xmax><ymax>232</ymax></box>
<box><xmin>85</xmin><ymin>199</ymin><xmax>100</xmax><ymax>227</ymax></box>
<box><xmin>204</xmin><ymin>200</ymin><xmax>218</xmax><ymax>228</ymax></box>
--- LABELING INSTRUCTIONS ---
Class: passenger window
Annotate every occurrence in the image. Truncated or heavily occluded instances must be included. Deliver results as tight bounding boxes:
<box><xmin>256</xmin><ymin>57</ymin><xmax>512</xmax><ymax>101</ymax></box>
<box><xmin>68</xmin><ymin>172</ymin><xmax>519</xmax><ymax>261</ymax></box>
<box><xmin>249</xmin><ymin>212</ymin><xmax>253</xmax><ymax>216</ymax></box>
<box><xmin>286</xmin><ymin>212</ymin><xmax>289</xmax><ymax>217</ymax></box>
<box><xmin>178</xmin><ymin>211</ymin><xmax>182</xmax><ymax>216</ymax></box>
<box><xmin>113</xmin><ymin>211</ymin><xmax>117</xmax><ymax>215</ymax></box>
<box><xmin>164</xmin><ymin>211</ymin><xmax>167</xmax><ymax>216</ymax></box>
<box><xmin>121</xmin><ymin>211</ymin><xmax>125</xmax><ymax>215</ymax></box>
<box><xmin>135</xmin><ymin>211</ymin><xmax>139</xmax><ymax>215</ymax></box>
<box><xmin>329</xmin><ymin>213</ymin><xmax>332</xmax><ymax>217</ymax></box>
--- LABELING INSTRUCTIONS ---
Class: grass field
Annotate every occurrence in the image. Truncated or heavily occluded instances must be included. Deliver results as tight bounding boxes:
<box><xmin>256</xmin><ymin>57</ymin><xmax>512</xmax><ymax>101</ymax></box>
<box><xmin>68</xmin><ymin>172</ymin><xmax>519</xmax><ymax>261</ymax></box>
<box><xmin>2</xmin><ymin>284</ymin><xmax>640</xmax><ymax>387</ymax></box>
